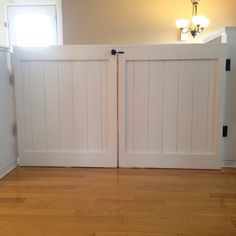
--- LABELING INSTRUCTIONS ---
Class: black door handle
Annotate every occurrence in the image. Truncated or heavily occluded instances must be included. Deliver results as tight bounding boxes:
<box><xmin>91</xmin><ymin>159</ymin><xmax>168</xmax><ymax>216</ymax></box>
<box><xmin>111</xmin><ymin>49</ymin><xmax>125</xmax><ymax>55</ymax></box>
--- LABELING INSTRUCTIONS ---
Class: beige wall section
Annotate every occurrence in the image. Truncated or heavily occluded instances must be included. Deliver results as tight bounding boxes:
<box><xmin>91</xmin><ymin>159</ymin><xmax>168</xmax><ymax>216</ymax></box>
<box><xmin>62</xmin><ymin>0</ymin><xmax>236</xmax><ymax>44</ymax></box>
<box><xmin>1</xmin><ymin>0</ymin><xmax>236</xmax><ymax>45</ymax></box>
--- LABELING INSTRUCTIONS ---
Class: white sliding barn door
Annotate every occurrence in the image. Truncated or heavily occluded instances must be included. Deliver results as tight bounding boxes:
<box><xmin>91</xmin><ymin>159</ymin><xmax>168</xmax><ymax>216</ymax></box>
<box><xmin>118</xmin><ymin>45</ymin><xmax>225</xmax><ymax>169</ymax></box>
<box><xmin>14</xmin><ymin>44</ymin><xmax>225</xmax><ymax>169</ymax></box>
<box><xmin>14</xmin><ymin>46</ymin><xmax>117</xmax><ymax>167</ymax></box>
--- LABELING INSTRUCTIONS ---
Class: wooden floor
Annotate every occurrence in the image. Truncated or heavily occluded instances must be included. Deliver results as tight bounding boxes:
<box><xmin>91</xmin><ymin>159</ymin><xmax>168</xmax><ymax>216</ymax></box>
<box><xmin>0</xmin><ymin>168</ymin><xmax>236</xmax><ymax>236</ymax></box>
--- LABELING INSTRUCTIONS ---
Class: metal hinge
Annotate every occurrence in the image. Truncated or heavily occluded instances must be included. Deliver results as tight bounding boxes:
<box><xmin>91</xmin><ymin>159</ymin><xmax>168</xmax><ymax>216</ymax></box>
<box><xmin>4</xmin><ymin>21</ymin><xmax>9</xmax><ymax>28</ymax></box>
<box><xmin>9</xmin><ymin>73</ymin><xmax>15</xmax><ymax>85</ymax></box>
<box><xmin>225</xmin><ymin>59</ymin><xmax>231</xmax><ymax>71</ymax></box>
<box><xmin>222</xmin><ymin>125</ymin><xmax>228</xmax><ymax>137</ymax></box>
<box><xmin>12</xmin><ymin>123</ymin><xmax>17</xmax><ymax>136</ymax></box>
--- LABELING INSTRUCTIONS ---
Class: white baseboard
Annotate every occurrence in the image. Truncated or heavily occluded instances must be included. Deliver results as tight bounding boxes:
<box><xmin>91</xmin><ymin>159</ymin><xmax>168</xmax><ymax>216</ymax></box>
<box><xmin>221</xmin><ymin>160</ymin><xmax>236</xmax><ymax>168</ymax></box>
<box><xmin>18</xmin><ymin>152</ymin><xmax>117</xmax><ymax>167</ymax></box>
<box><xmin>119</xmin><ymin>154</ymin><xmax>220</xmax><ymax>169</ymax></box>
<box><xmin>0</xmin><ymin>159</ymin><xmax>17</xmax><ymax>179</ymax></box>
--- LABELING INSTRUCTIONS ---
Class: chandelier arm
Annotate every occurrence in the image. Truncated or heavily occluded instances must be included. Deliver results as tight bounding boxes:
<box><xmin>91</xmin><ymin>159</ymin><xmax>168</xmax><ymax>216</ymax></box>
<box><xmin>190</xmin><ymin>1</ymin><xmax>197</xmax><ymax>30</ymax></box>
<box><xmin>195</xmin><ymin>2</ymin><xmax>198</xmax><ymax>16</ymax></box>
<box><xmin>181</xmin><ymin>27</ymin><xmax>192</xmax><ymax>34</ymax></box>
<box><xmin>192</xmin><ymin>3</ymin><xmax>194</xmax><ymax>17</ymax></box>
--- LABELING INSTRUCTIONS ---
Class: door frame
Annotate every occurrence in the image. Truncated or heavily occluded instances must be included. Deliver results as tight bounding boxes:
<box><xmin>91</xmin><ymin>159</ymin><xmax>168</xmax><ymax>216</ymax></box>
<box><xmin>3</xmin><ymin>0</ymin><xmax>63</xmax><ymax>46</ymax></box>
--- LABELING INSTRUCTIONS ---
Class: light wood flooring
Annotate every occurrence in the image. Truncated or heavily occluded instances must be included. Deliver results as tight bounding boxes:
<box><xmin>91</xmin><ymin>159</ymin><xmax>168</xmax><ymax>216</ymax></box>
<box><xmin>0</xmin><ymin>167</ymin><xmax>236</xmax><ymax>236</ymax></box>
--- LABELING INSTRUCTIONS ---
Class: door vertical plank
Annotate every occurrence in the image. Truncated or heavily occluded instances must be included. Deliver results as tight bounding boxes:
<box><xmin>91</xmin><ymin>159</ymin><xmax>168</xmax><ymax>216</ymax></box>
<box><xmin>125</xmin><ymin>61</ymin><xmax>134</xmax><ymax>152</ymax></box>
<box><xmin>22</xmin><ymin>61</ymin><xmax>33</xmax><ymax>151</ymax></box>
<box><xmin>163</xmin><ymin>61</ymin><xmax>179</xmax><ymax>154</ymax></box>
<box><xmin>72</xmin><ymin>61</ymin><xmax>88</xmax><ymax>152</ymax></box>
<box><xmin>58</xmin><ymin>61</ymin><xmax>74</xmax><ymax>151</ymax></box>
<box><xmin>101</xmin><ymin>61</ymin><xmax>109</xmax><ymax>152</ymax></box>
<box><xmin>133</xmin><ymin>61</ymin><xmax>149</xmax><ymax>153</ymax></box>
<box><xmin>30</xmin><ymin>61</ymin><xmax>47</xmax><ymax>151</ymax></box>
<box><xmin>148</xmin><ymin>61</ymin><xmax>164</xmax><ymax>153</ymax></box>
<box><xmin>192</xmin><ymin>60</ymin><xmax>210</xmax><ymax>153</ymax></box>
<box><xmin>86</xmin><ymin>61</ymin><xmax>102</xmax><ymax>152</ymax></box>
<box><xmin>177</xmin><ymin>61</ymin><xmax>194</xmax><ymax>154</ymax></box>
<box><xmin>207</xmin><ymin>60</ymin><xmax>217</xmax><ymax>153</ymax></box>
<box><xmin>44</xmin><ymin>61</ymin><xmax>60</xmax><ymax>151</ymax></box>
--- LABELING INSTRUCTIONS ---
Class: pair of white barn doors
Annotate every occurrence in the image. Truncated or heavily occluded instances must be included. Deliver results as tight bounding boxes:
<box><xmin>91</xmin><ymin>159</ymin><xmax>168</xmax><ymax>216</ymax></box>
<box><xmin>14</xmin><ymin>45</ymin><xmax>225</xmax><ymax>169</ymax></box>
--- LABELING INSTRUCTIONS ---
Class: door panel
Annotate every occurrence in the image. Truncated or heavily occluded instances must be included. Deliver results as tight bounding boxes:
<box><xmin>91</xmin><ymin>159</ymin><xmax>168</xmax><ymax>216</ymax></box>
<box><xmin>118</xmin><ymin>45</ymin><xmax>225</xmax><ymax>169</ymax></box>
<box><xmin>14</xmin><ymin>46</ymin><xmax>117</xmax><ymax>167</ymax></box>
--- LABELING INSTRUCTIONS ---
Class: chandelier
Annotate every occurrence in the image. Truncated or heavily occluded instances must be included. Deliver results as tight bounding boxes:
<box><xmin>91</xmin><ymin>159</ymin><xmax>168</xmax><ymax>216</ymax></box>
<box><xmin>176</xmin><ymin>0</ymin><xmax>209</xmax><ymax>39</ymax></box>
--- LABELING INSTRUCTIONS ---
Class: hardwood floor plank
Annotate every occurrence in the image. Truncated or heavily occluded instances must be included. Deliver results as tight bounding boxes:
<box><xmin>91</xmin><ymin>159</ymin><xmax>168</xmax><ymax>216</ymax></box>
<box><xmin>95</xmin><ymin>232</ymin><xmax>176</xmax><ymax>236</ymax></box>
<box><xmin>0</xmin><ymin>167</ymin><xmax>235</xmax><ymax>235</ymax></box>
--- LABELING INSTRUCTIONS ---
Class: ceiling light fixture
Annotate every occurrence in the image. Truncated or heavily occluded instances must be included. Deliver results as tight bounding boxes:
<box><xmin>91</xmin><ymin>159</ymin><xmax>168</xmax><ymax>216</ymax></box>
<box><xmin>176</xmin><ymin>0</ymin><xmax>209</xmax><ymax>40</ymax></box>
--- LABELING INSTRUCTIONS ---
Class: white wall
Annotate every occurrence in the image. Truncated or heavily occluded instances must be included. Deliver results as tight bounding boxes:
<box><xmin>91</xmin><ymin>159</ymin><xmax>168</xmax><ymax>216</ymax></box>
<box><xmin>207</xmin><ymin>27</ymin><xmax>236</xmax><ymax>166</ymax></box>
<box><xmin>0</xmin><ymin>46</ymin><xmax>16</xmax><ymax>178</ymax></box>
<box><xmin>223</xmin><ymin>27</ymin><xmax>236</xmax><ymax>166</ymax></box>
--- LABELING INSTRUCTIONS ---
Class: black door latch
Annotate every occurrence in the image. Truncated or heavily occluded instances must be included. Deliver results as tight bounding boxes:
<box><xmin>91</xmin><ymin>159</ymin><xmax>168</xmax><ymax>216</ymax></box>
<box><xmin>111</xmin><ymin>49</ymin><xmax>125</xmax><ymax>55</ymax></box>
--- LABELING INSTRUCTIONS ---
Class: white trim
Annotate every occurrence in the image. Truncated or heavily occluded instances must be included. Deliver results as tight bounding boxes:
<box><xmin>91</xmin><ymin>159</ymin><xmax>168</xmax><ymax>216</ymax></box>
<box><xmin>0</xmin><ymin>45</ymin><xmax>10</xmax><ymax>51</ymax></box>
<box><xmin>0</xmin><ymin>159</ymin><xmax>17</xmax><ymax>179</ymax></box>
<box><xmin>119</xmin><ymin>154</ymin><xmax>220</xmax><ymax>169</ymax></box>
<box><xmin>222</xmin><ymin>160</ymin><xmax>236</xmax><ymax>168</ymax></box>
<box><xmin>118</xmin><ymin>44</ymin><xmax>227</xmax><ymax>60</ymax></box>
<box><xmin>3</xmin><ymin>0</ymin><xmax>63</xmax><ymax>46</ymax></box>
<box><xmin>55</xmin><ymin>0</ymin><xmax>63</xmax><ymax>45</ymax></box>
<box><xmin>18</xmin><ymin>152</ymin><xmax>117</xmax><ymax>167</ymax></box>
<box><xmin>203</xmin><ymin>28</ymin><xmax>226</xmax><ymax>43</ymax></box>
<box><xmin>203</xmin><ymin>27</ymin><xmax>236</xmax><ymax>44</ymax></box>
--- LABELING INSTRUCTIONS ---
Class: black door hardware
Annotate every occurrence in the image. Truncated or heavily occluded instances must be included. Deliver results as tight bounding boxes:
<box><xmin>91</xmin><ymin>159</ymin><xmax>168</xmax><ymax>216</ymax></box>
<box><xmin>111</xmin><ymin>49</ymin><xmax>125</xmax><ymax>55</ymax></box>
